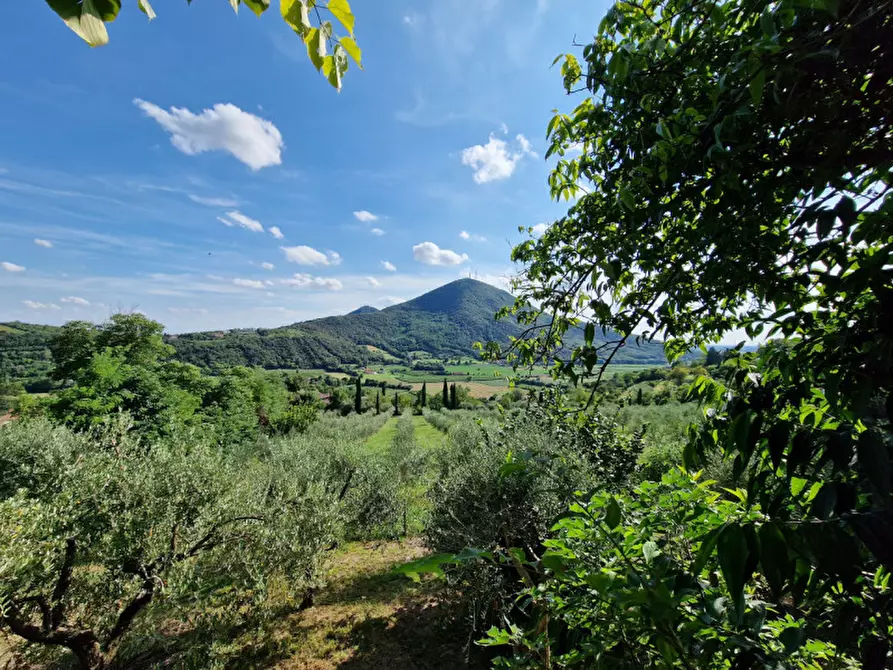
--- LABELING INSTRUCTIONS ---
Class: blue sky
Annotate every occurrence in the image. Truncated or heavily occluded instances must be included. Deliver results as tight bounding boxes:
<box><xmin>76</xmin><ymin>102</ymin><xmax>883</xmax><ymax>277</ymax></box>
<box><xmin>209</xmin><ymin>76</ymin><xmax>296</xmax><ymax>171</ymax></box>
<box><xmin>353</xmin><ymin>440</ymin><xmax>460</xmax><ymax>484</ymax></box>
<box><xmin>0</xmin><ymin>0</ymin><xmax>608</xmax><ymax>332</ymax></box>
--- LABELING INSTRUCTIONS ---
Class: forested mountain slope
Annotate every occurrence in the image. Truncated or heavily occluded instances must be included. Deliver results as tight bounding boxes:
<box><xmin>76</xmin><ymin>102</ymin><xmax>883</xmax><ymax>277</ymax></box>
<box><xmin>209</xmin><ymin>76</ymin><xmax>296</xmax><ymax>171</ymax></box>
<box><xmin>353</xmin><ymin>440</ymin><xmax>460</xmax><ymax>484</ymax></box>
<box><xmin>1</xmin><ymin>279</ymin><xmax>669</xmax><ymax>377</ymax></box>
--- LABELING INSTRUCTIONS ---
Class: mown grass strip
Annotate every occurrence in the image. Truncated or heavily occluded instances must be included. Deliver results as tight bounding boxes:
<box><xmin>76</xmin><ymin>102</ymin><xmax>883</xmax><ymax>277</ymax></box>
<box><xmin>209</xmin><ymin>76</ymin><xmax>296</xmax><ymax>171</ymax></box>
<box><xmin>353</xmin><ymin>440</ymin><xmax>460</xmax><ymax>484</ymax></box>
<box><xmin>413</xmin><ymin>415</ymin><xmax>446</xmax><ymax>450</ymax></box>
<box><xmin>364</xmin><ymin>415</ymin><xmax>400</xmax><ymax>454</ymax></box>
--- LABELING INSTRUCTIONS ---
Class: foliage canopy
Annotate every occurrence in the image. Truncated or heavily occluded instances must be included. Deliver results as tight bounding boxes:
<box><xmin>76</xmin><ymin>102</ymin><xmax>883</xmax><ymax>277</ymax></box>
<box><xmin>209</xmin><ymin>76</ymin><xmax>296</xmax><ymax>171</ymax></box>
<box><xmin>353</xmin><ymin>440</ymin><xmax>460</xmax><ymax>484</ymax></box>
<box><xmin>480</xmin><ymin>0</ymin><xmax>893</xmax><ymax>665</ymax></box>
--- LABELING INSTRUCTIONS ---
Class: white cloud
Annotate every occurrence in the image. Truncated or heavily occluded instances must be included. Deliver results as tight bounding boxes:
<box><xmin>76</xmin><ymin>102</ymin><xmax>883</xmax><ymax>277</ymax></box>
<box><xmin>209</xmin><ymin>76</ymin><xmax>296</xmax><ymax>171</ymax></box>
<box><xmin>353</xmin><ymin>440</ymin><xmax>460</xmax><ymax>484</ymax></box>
<box><xmin>366</xmin><ymin>276</ymin><xmax>381</xmax><ymax>287</ymax></box>
<box><xmin>22</xmin><ymin>300</ymin><xmax>60</xmax><ymax>310</ymax></box>
<box><xmin>381</xmin><ymin>261</ymin><xmax>397</xmax><ymax>272</ymax></box>
<box><xmin>412</xmin><ymin>241</ymin><xmax>469</xmax><ymax>266</ymax></box>
<box><xmin>2</xmin><ymin>262</ymin><xmax>25</xmax><ymax>272</ymax></box>
<box><xmin>261</xmin><ymin>262</ymin><xmax>275</xmax><ymax>271</ymax></box>
<box><xmin>280</xmin><ymin>245</ymin><xmax>341</xmax><ymax>266</ymax></box>
<box><xmin>281</xmin><ymin>273</ymin><xmax>343</xmax><ymax>291</ymax></box>
<box><xmin>353</xmin><ymin>210</ymin><xmax>379</xmax><ymax>222</ymax></box>
<box><xmin>516</xmin><ymin>133</ymin><xmax>536</xmax><ymax>156</ymax></box>
<box><xmin>269</xmin><ymin>226</ymin><xmax>284</xmax><ymax>240</ymax></box>
<box><xmin>370</xmin><ymin>227</ymin><xmax>385</xmax><ymax>236</ymax></box>
<box><xmin>34</xmin><ymin>239</ymin><xmax>53</xmax><ymax>248</ymax></box>
<box><xmin>460</xmin><ymin>133</ymin><xmax>536</xmax><ymax>184</ymax></box>
<box><xmin>218</xmin><ymin>210</ymin><xmax>263</xmax><ymax>233</ymax></box>
<box><xmin>531</xmin><ymin>222</ymin><xmax>549</xmax><ymax>236</ymax></box>
<box><xmin>459</xmin><ymin>230</ymin><xmax>487</xmax><ymax>242</ymax></box>
<box><xmin>189</xmin><ymin>194</ymin><xmax>240</xmax><ymax>207</ymax></box>
<box><xmin>499</xmin><ymin>122</ymin><xmax>509</xmax><ymax>135</ymax></box>
<box><xmin>133</xmin><ymin>99</ymin><xmax>284</xmax><ymax>171</ymax></box>
<box><xmin>206</xmin><ymin>274</ymin><xmax>225</xmax><ymax>281</ymax></box>
<box><xmin>60</xmin><ymin>296</ymin><xmax>90</xmax><ymax>306</ymax></box>
<box><xmin>403</xmin><ymin>12</ymin><xmax>422</xmax><ymax>26</ymax></box>
<box><xmin>233</xmin><ymin>278</ymin><xmax>266</xmax><ymax>289</ymax></box>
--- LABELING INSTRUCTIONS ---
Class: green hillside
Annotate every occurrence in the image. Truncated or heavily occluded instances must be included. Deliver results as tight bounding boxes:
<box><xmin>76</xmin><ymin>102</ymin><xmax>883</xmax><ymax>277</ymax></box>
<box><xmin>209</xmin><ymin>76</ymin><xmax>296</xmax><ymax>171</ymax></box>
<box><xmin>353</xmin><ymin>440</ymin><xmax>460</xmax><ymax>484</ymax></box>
<box><xmin>298</xmin><ymin>278</ymin><xmax>667</xmax><ymax>364</ymax></box>
<box><xmin>168</xmin><ymin>327</ymin><xmax>374</xmax><ymax>370</ymax></box>
<box><xmin>299</xmin><ymin>278</ymin><xmax>522</xmax><ymax>358</ymax></box>
<box><xmin>1</xmin><ymin>280</ymin><xmax>668</xmax><ymax>382</ymax></box>
<box><xmin>0</xmin><ymin>321</ymin><xmax>60</xmax><ymax>392</ymax></box>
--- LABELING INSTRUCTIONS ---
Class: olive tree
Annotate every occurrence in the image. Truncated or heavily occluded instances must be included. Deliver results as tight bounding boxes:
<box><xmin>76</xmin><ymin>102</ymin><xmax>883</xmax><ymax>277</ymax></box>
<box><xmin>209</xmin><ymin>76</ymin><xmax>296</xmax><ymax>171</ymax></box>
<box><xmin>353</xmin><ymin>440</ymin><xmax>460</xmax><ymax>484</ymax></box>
<box><xmin>0</xmin><ymin>420</ymin><xmax>340</xmax><ymax>669</ymax></box>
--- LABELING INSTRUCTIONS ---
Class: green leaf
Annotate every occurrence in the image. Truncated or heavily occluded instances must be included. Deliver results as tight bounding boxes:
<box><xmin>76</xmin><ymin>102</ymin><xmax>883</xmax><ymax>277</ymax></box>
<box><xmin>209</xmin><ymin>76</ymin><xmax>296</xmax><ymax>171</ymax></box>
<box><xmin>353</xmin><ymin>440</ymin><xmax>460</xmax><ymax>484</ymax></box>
<box><xmin>643</xmin><ymin>540</ymin><xmax>659</xmax><ymax>564</ymax></box>
<box><xmin>717</xmin><ymin>524</ymin><xmax>748</xmax><ymax>611</ymax></box>
<box><xmin>759</xmin><ymin>10</ymin><xmax>775</xmax><ymax>36</ymax></box>
<box><xmin>321</xmin><ymin>54</ymin><xmax>341</xmax><ymax>90</ymax></box>
<box><xmin>396</xmin><ymin>553</ymin><xmax>454</xmax><ymax>581</ymax></box>
<box><xmin>856</xmin><ymin>431</ymin><xmax>891</xmax><ymax>498</ymax></box>
<box><xmin>305</xmin><ymin>27</ymin><xmax>325</xmax><ymax>71</ymax></box>
<box><xmin>779</xmin><ymin>626</ymin><xmax>805</xmax><ymax>654</ymax></box>
<box><xmin>767</xmin><ymin>423</ymin><xmax>789</xmax><ymax>472</ymax></box>
<box><xmin>228</xmin><ymin>0</ymin><xmax>240</xmax><ymax>13</ymax></box>
<box><xmin>541</xmin><ymin>551</ymin><xmax>568</xmax><ymax>575</ymax></box>
<box><xmin>748</xmin><ymin>69</ymin><xmax>766</xmax><ymax>106</ymax></box>
<box><xmin>758</xmin><ymin>521</ymin><xmax>788</xmax><ymax>597</ymax></box>
<box><xmin>242</xmin><ymin>0</ymin><xmax>269</xmax><ymax>17</ymax></box>
<box><xmin>327</xmin><ymin>0</ymin><xmax>355</xmax><ymax>35</ymax></box>
<box><xmin>281</xmin><ymin>0</ymin><xmax>312</xmax><ymax>35</ymax></box>
<box><xmin>618</xmin><ymin>185</ymin><xmax>635</xmax><ymax>211</ymax></box>
<box><xmin>339</xmin><ymin>36</ymin><xmax>362</xmax><ymax>67</ymax></box>
<box><xmin>137</xmin><ymin>0</ymin><xmax>155</xmax><ymax>20</ymax></box>
<box><xmin>47</xmin><ymin>0</ymin><xmax>115</xmax><ymax>47</ymax></box>
<box><xmin>604</xmin><ymin>497</ymin><xmax>621</xmax><ymax>530</ymax></box>
<box><xmin>693</xmin><ymin>526</ymin><xmax>722</xmax><ymax>575</ymax></box>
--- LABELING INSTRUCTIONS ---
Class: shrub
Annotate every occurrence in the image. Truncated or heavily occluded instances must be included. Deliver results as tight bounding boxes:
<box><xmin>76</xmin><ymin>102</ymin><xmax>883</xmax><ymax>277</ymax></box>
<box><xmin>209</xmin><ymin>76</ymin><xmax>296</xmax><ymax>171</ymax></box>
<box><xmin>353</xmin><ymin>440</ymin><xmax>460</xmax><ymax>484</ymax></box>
<box><xmin>482</xmin><ymin>469</ymin><xmax>861</xmax><ymax>669</ymax></box>
<box><xmin>425</xmin><ymin>408</ymin><xmax>638</xmax><ymax>636</ymax></box>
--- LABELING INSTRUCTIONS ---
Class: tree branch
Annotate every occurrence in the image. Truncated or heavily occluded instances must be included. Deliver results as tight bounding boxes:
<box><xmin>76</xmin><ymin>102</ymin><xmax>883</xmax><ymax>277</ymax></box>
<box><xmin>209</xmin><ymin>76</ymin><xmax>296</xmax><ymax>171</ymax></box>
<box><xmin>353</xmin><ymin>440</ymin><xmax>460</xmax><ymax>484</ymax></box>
<box><xmin>50</xmin><ymin>538</ymin><xmax>77</xmax><ymax>630</ymax></box>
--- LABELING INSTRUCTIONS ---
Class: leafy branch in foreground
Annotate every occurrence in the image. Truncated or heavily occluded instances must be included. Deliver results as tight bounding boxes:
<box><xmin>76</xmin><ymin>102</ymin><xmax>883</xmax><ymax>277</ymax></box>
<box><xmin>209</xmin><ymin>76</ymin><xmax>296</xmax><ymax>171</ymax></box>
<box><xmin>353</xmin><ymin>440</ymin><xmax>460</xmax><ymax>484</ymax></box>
<box><xmin>44</xmin><ymin>0</ymin><xmax>361</xmax><ymax>89</ymax></box>
<box><xmin>477</xmin><ymin>0</ymin><xmax>892</xmax><ymax>665</ymax></box>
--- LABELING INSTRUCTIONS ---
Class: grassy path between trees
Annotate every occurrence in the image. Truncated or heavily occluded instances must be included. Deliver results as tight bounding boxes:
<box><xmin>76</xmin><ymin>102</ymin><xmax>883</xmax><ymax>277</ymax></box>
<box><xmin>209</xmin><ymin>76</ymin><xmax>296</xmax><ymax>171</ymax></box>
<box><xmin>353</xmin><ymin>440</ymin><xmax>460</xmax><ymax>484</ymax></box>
<box><xmin>230</xmin><ymin>540</ymin><xmax>473</xmax><ymax>669</ymax></box>
<box><xmin>412</xmin><ymin>415</ymin><xmax>446</xmax><ymax>450</ymax></box>
<box><xmin>364</xmin><ymin>413</ymin><xmax>447</xmax><ymax>455</ymax></box>
<box><xmin>364</xmin><ymin>415</ymin><xmax>400</xmax><ymax>454</ymax></box>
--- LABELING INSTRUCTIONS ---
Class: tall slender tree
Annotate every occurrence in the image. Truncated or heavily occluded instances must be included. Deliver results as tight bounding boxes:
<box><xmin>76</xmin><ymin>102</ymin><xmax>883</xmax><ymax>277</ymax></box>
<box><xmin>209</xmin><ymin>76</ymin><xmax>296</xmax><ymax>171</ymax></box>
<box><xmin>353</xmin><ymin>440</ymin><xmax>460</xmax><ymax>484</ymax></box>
<box><xmin>354</xmin><ymin>376</ymin><xmax>362</xmax><ymax>414</ymax></box>
<box><xmin>393</xmin><ymin>391</ymin><xmax>399</xmax><ymax>416</ymax></box>
<box><xmin>449</xmin><ymin>383</ymin><xmax>457</xmax><ymax>410</ymax></box>
<box><xmin>420</xmin><ymin>382</ymin><xmax>427</xmax><ymax>408</ymax></box>
<box><xmin>442</xmin><ymin>379</ymin><xmax>449</xmax><ymax>408</ymax></box>
<box><xmin>375</xmin><ymin>390</ymin><xmax>381</xmax><ymax>415</ymax></box>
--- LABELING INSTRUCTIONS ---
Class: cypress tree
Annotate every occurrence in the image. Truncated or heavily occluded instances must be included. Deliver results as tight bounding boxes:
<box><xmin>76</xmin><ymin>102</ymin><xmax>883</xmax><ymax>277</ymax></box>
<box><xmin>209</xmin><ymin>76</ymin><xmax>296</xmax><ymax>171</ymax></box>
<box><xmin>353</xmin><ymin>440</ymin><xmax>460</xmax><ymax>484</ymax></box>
<box><xmin>355</xmin><ymin>376</ymin><xmax>362</xmax><ymax>414</ymax></box>
<box><xmin>375</xmin><ymin>390</ymin><xmax>381</xmax><ymax>414</ymax></box>
<box><xmin>636</xmin><ymin>387</ymin><xmax>643</xmax><ymax>405</ymax></box>
<box><xmin>442</xmin><ymin>379</ymin><xmax>449</xmax><ymax>407</ymax></box>
<box><xmin>421</xmin><ymin>382</ymin><xmax>427</xmax><ymax>408</ymax></box>
<box><xmin>450</xmin><ymin>383</ymin><xmax>457</xmax><ymax>410</ymax></box>
<box><xmin>393</xmin><ymin>391</ymin><xmax>399</xmax><ymax>415</ymax></box>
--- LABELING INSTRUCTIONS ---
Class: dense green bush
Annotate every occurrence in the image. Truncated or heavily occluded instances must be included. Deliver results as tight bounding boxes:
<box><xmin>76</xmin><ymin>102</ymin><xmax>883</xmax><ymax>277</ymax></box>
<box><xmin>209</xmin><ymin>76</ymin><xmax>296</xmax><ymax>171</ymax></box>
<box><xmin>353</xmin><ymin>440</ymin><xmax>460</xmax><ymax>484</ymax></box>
<box><xmin>425</xmin><ymin>408</ymin><xmax>640</xmax><ymax>636</ymax></box>
<box><xmin>483</xmin><ymin>469</ymin><xmax>860</xmax><ymax>668</ymax></box>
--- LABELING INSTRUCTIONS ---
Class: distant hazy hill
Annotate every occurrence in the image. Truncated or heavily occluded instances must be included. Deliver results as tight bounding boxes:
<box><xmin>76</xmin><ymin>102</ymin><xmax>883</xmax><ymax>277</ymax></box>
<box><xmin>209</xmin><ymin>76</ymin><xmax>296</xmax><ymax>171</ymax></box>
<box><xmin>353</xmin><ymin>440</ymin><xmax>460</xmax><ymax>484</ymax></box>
<box><xmin>1</xmin><ymin>279</ymin><xmax>669</xmax><ymax>377</ymax></box>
